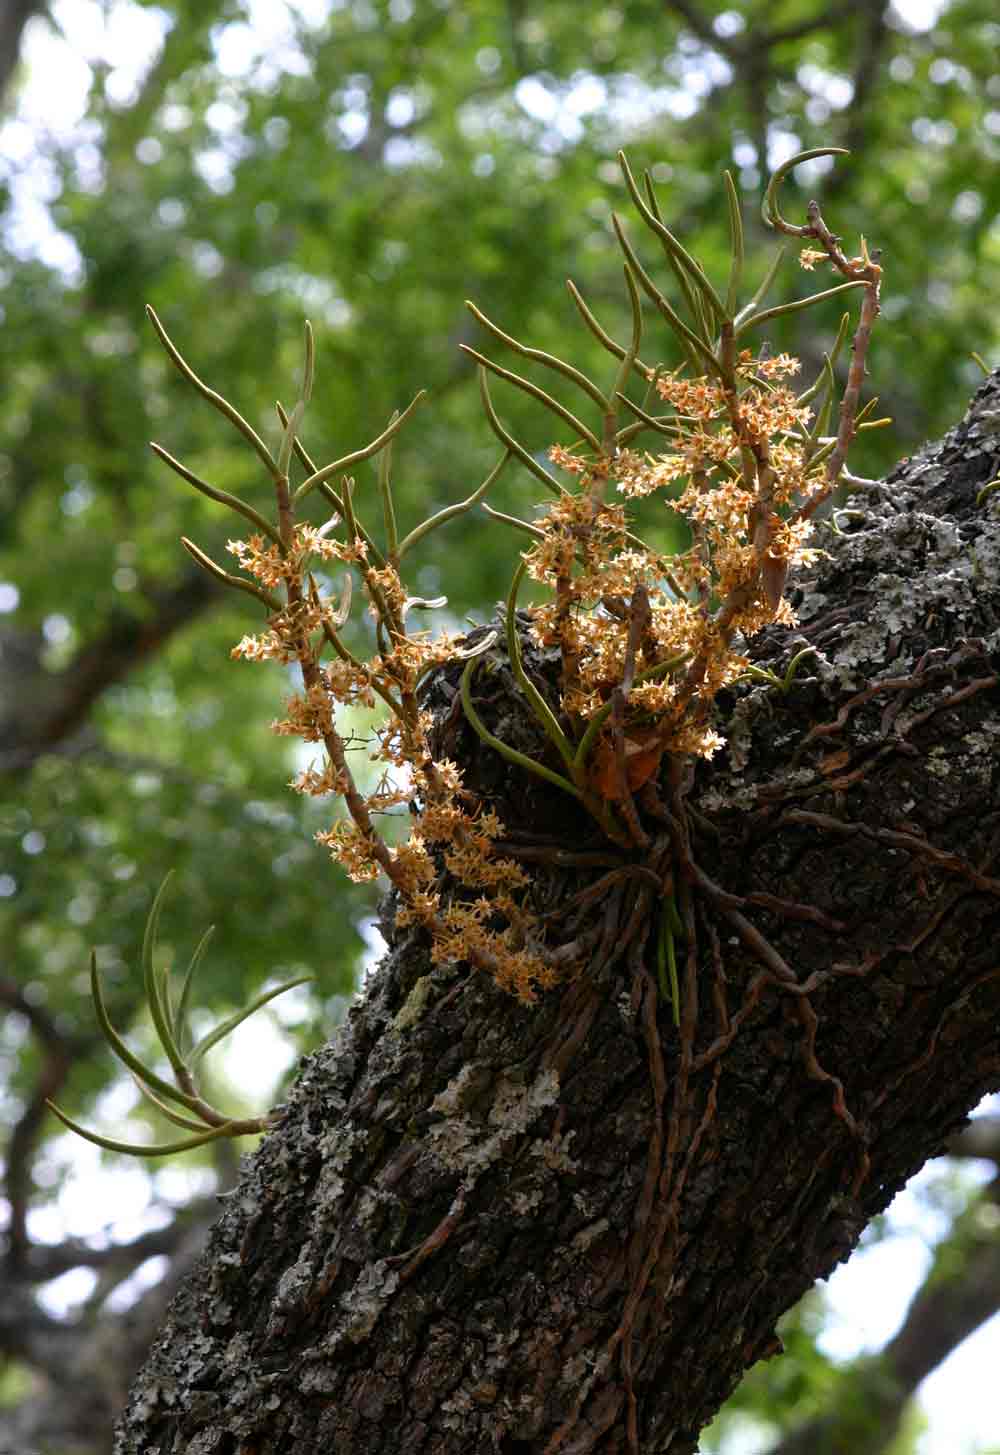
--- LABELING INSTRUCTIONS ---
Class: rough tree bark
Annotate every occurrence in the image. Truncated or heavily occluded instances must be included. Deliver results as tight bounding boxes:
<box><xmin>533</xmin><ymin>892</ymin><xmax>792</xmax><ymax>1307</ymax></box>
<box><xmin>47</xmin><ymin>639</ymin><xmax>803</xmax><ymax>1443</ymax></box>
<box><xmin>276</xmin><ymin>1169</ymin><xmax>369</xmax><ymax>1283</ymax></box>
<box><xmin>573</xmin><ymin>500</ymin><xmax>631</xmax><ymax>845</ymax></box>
<box><xmin>114</xmin><ymin>374</ymin><xmax>1000</xmax><ymax>1454</ymax></box>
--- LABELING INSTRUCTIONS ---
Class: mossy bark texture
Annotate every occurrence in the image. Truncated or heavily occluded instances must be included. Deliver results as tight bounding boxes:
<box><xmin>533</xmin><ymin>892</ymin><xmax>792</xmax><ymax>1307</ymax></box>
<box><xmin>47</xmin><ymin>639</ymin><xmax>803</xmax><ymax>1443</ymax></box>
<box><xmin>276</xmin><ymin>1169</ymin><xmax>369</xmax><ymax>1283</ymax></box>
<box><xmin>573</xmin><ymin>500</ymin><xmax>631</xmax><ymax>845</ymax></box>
<box><xmin>116</xmin><ymin>375</ymin><xmax>1000</xmax><ymax>1454</ymax></box>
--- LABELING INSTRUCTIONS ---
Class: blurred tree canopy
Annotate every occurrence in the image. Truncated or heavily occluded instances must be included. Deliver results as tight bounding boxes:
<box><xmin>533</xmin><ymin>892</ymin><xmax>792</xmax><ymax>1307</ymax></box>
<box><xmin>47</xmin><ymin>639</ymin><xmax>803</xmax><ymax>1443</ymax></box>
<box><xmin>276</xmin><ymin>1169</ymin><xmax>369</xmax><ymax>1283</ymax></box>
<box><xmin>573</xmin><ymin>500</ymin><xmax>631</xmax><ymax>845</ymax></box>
<box><xmin>1</xmin><ymin>1</ymin><xmax>999</xmax><ymax>1451</ymax></box>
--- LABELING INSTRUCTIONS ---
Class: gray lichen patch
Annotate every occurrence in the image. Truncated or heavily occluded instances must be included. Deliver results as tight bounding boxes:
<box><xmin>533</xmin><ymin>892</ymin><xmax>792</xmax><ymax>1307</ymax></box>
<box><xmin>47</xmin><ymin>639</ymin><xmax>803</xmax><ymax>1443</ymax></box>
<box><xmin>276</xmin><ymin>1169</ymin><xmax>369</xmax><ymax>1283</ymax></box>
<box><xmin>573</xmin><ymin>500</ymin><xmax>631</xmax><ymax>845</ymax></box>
<box><xmin>272</xmin><ymin>1250</ymin><xmax>318</xmax><ymax>1314</ymax></box>
<box><xmin>303</xmin><ymin>1124</ymin><xmax>368</xmax><ymax>1232</ymax></box>
<box><xmin>340</xmin><ymin>1259</ymin><xmax>402</xmax><ymax>1344</ymax></box>
<box><xmin>430</xmin><ymin>1060</ymin><xmax>482</xmax><ymax>1117</ymax></box>
<box><xmin>532</xmin><ymin>1127</ymin><xmax>579</xmax><ymax>1175</ymax></box>
<box><xmin>428</xmin><ymin>1068</ymin><xmax>560</xmax><ymax>1177</ymax></box>
<box><xmin>392</xmin><ymin>972</ymin><xmax>434</xmax><ymax>1031</ymax></box>
<box><xmin>803</xmin><ymin>507</ymin><xmax>992</xmax><ymax>678</ymax></box>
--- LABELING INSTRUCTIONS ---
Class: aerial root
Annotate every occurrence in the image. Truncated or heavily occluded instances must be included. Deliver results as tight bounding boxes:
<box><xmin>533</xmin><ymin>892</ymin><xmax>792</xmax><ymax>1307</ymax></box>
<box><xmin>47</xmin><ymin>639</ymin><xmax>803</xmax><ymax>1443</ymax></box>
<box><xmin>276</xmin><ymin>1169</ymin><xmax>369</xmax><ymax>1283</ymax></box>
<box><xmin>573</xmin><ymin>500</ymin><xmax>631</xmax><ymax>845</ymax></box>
<box><xmin>384</xmin><ymin>1184</ymin><xmax>468</xmax><ymax>1282</ymax></box>
<box><xmin>542</xmin><ymin>863</ymin><xmax>662</xmax><ymax>923</ymax></box>
<box><xmin>794</xmin><ymin>994</ymin><xmax>870</xmax><ymax>1193</ymax></box>
<box><xmin>869</xmin><ymin>961</ymin><xmax>1000</xmax><ymax>1119</ymax></box>
<box><xmin>781</xmin><ymin>808</ymin><xmax>1000</xmax><ymax>898</ymax></box>
<box><xmin>533</xmin><ymin>642</ymin><xmax>997</xmax><ymax>1446</ymax></box>
<box><xmin>797</xmin><ymin>641</ymin><xmax>991</xmax><ymax>752</ymax></box>
<box><xmin>524</xmin><ymin>776</ymin><xmax>882</xmax><ymax>1451</ymax></box>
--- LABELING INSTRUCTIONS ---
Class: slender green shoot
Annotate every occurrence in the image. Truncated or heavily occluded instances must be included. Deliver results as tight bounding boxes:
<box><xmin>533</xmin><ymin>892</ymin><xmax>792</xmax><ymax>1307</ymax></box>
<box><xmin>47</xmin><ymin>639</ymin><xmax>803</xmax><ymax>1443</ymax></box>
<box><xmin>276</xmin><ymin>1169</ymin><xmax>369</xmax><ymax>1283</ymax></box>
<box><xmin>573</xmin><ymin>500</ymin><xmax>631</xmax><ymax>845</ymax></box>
<box><xmin>761</xmin><ymin>147</ymin><xmax>849</xmax><ymax>233</ymax></box>
<box><xmin>617</xmin><ymin>151</ymin><xmax>727</xmax><ymax>325</ymax></box>
<box><xmin>657</xmin><ymin>901</ymin><xmax>681</xmax><ymax>1026</ymax></box>
<box><xmin>607</xmin><ymin>262</ymin><xmax>643</xmax><ymax>444</ymax></box>
<box><xmin>45</xmin><ymin>1103</ymin><xmax>249</xmax><ymax>1159</ymax></box>
<box><xmin>48</xmin><ymin>879</ymin><xmax>313</xmax><ymax>1157</ymax></box>
<box><xmin>724</xmin><ymin>170</ymin><xmax>745</xmax><ymax>319</ymax></box>
<box><xmin>796</xmin><ymin>313</ymin><xmax>850</xmax><ymax>407</ymax></box>
<box><xmin>466</xmin><ymin>300</ymin><xmax>608</xmax><ymax>411</ymax></box>
<box><xmin>180</xmin><ymin>537</ymin><xmax>283</xmax><ymax>611</ymax></box>
<box><xmin>476</xmin><ymin>368</ymin><xmax>565</xmax><ymax>496</ymax></box>
<box><xmin>739</xmin><ymin>645</ymin><xmax>818</xmax><ymax>695</ymax></box>
<box><xmin>460</xmin><ymin>345</ymin><xmax>602</xmax><ymax>453</ymax></box>
<box><xmin>142</xmin><ymin>874</ymin><xmax>184</xmax><ymax>1076</ymax></box>
<box><xmin>505</xmin><ymin>560</ymin><xmax>578</xmax><ymax>775</ymax></box>
<box><xmin>460</xmin><ymin>656</ymin><xmax>583</xmax><ymax>800</ymax></box>
<box><xmin>641</xmin><ymin>171</ymin><xmax>715</xmax><ymax>345</ymax></box>
<box><xmin>397</xmin><ymin>452</ymin><xmax>510</xmax><ymax>559</ymax></box>
<box><xmin>174</xmin><ymin>925</ymin><xmax>215</xmax><ymax>1056</ymax></box>
<box><xmin>481</xmin><ymin>502</ymin><xmax>548</xmax><ymax>542</ymax></box>
<box><xmin>295</xmin><ymin>392</ymin><xmax>425</xmax><ymax>501</ymax></box>
<box><xmin>146</xmin><ymin>305</ymin><xmax>278</xmax><ymax>477</ymax></box>
<box><xmin>612</xmin><ymin>216</ymin><xmax>722</xmax><ymax>378</ymax></box>
<box><xmin>733</xmin><ymin>245</ymin><xmax>788</xmax><ymax>330</ymax></box>
<box><xmin>277</xmin><ymin>398</ymin><xmax>306</xmax><ymax>481</ymax></box>
<box><xmin>188</xmin><ymin>975</ymin><xmax>315</xmax><ymax>1069</ymax></box>
<box><xmin>150</xmin><ymin>444</ymin><xmax>283</xmax><ymax>548</ymax></box>
<box><xmin>566</xmin><ymin>278</ymin><xmax>652</xmax><ymax>381</ymax></box>
<box><xmin>735</xmin><ymin>279</ymin><xmax>868</xmax><ymax>337</ymax></box>
<box><xmin>377</xmin><ymin>411</ymin><xmax>400</xmax><ymax>560</ymax></box>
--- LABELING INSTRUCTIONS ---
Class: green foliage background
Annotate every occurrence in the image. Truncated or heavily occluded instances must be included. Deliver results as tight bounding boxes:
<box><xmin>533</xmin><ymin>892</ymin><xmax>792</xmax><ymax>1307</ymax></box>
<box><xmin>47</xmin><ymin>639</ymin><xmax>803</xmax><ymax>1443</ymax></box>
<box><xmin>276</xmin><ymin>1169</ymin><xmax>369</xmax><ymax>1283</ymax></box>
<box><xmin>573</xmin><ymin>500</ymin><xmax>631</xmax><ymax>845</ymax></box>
<box><xmin>2</xmin><ymin>1</ymin><xmax>999</xmax><ymax>1448</ymax></box>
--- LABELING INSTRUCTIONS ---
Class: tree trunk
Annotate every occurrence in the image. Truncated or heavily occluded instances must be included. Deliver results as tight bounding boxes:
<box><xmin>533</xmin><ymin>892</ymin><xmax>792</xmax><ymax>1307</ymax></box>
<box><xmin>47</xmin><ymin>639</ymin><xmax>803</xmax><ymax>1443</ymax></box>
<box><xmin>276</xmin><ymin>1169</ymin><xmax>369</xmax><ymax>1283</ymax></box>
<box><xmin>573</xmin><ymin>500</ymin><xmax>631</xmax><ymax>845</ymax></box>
<box><xmin>0</xmin><ymin>0</ymin><xmax>45</xmax><ymax>111</ymax></box>
<box><xmin>114</xmin><ymin>374</ymin><xmax>1000</xmax><ymax>1454</ymax></box>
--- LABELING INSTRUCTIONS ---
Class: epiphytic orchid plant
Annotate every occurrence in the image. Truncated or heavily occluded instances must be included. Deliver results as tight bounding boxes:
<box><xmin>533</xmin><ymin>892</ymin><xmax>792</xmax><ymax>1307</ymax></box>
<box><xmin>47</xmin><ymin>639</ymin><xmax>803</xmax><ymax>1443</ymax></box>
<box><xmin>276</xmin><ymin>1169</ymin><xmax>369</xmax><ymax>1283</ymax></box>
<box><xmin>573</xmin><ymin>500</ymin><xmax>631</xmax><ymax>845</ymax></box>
<box><xmin>51</xmin><ymin>147</ymin><xmax>886</xmax><ymax>1156</ymax></box>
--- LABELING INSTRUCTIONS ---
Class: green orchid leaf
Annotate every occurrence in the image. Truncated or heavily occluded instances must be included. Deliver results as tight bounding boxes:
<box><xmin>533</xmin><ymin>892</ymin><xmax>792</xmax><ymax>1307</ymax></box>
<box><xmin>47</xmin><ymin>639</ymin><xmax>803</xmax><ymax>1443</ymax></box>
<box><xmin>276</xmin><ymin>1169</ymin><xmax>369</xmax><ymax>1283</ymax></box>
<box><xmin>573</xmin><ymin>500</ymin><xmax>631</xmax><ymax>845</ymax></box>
<box><xmin>460</xmin><ymin>656</ymin><xmax>582</xmax><ymax>801</ymax></box>
<box><xmin>466</xmin><ymin>300</ymin><xmax>608</xmax><ymax>411</ymax></box>
<box><xmin>46</xmin><ymin>1100</ymin><xmax>252</xmax><ymax>1158</ymax></box>
<box><xmin>180</xmin><ymin>538</ymin><xmax>283</xmax><ymax>611</ymax></box>
<box><xmin>724</xmin><ymin>170</ymin><xmax>744</xmax><ymax>319</ymax></box>
<box><xmin>142</xmin><ymin>875</ymin><xmax>186</xmax><ymax>1076</ymax></box>
<box><xmin>88</xmin><ymin>952</ymin><xmax>204</xmax><ymax>1116</ymax></box>
<box><xmin>460</xmin><ymin>345</ymin><xmax>602</xmax><ymax>453</ymax></box>
<box><xmin>397</xmin><ymin>451</ymin><xmax>510</xmax><ymax>558</ymax></box>
<box><xmin>504</xmin><ymin>559</ymin><xmax>578</xmax><ymax>775</ymax></box>
<box><xmin>475</xmin><ymin>369</ymin><xmax>564</xmax><ymax>497</ymax></box>
<box><xmin>188</xmin><ymin>974</ymin><xmax>315</xmax><ymax>1069</ymax></box>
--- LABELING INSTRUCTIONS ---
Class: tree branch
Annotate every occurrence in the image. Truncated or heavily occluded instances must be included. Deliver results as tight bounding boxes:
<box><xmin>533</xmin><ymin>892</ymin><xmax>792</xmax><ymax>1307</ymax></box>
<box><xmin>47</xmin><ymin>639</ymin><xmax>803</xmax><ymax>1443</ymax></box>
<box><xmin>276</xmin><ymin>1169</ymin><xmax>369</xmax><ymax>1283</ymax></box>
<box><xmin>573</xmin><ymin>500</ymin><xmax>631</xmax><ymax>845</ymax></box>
<box><xmin>947</xmin><ymin>1115</ymin><xmax>1000</xmax><ymax>1163</ymax></box>
<box><xmin>0</xmin><ymin>0</ymin><xmax>45</xmax><ymax>111</ymax></box>
<box><xmin>0</xmin><ymin>566</ymin><xmax>219</xmax><ymax>772</ymax></box>
<box><xmin>0</xmin><ymin>973</ymin><xmax>84</xmax><ymax>1272</ymax></box>
<box><xmin>764</xmin><ymin>1174</ymin><xmax>1000</xmax><ymax>1455</ymax></box>
<box><xmin>9</xmin><ymin>1198</ymin><xmax>221</xmax><ymax>1287</ymax></box>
